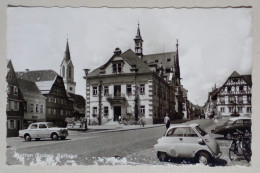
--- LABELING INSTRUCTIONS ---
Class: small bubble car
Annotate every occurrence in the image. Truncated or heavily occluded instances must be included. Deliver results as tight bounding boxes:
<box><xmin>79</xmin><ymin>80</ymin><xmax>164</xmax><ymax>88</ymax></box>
<box><xmin>154</xmin><ymin>124</ymin><xmax>222</xmax><ymax>165</ymax></box>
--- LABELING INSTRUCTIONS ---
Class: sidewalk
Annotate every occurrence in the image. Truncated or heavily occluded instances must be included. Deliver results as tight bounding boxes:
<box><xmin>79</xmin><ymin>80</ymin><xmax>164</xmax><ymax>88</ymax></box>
<box><xmin>68</xmin><ymin>121</ymin><xmax>164</xmax><ymax>135</ymax></box>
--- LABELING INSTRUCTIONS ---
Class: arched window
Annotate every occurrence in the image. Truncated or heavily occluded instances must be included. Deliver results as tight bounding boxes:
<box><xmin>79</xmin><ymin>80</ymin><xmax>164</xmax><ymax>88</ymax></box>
<box><xmin>69</xmin><ymin>66</ymin><xmax>72</xmax><ymax>78</ymax></box>
<box><xmin>62</xmin><ymin>66</ymin><xmax>65</xmax><ymax>77</ymax></box>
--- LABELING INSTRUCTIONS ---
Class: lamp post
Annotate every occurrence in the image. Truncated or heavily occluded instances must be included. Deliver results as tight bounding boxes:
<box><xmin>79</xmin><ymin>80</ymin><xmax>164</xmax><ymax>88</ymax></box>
<box><xmin>83</xmin><ymin>69</ymin><xmax>90</xmax><ymax>126</ymax></box>
<box><xmin>133</xmin><ymin>65</ymin><xmax>139</xmax><ymax>121</ymax></box>
<box><xmin>98</xmin><ymin>80</ymin><xmax>103</xmax><ymax>125</ymax></box>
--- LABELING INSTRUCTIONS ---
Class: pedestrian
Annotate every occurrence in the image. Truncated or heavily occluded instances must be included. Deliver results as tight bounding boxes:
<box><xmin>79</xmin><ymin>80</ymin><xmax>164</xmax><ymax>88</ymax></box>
<box><xmin>214</xmin><ymin>115</ymin><xmax>219</xmax><ymax>130</ymax></box>
<box><xmin>164</xmin><ymin>114</ymin><xmax>170</xmax><ymax>130</ymax></box>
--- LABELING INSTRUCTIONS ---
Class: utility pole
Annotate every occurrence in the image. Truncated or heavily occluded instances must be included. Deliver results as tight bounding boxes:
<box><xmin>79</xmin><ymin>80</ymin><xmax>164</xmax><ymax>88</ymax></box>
<box><xmin>98</xmin><ymin>80</ymin><xmax>103</xmax><ymax>125</ymax></box>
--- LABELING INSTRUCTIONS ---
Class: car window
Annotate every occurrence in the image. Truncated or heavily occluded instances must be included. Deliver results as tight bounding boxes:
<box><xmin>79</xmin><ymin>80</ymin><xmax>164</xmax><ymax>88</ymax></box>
<box><xmin>166</xmin><ymin>128</ymin><xmax>173</xmax><ymax>136</ymax></box>
<box><xmin>39</xmin><ymin>124</ymin><xmax>47</xmax><ymax>129</ymax></box>
<box><xmin>195</xmin><ymin>125</ymin><xmax>207</xmax><ymax>136</ymax></box>
<box><xmin>236</xmin><ymin>120</ymin><xmax>243</xmax><ymax>124</ymax></box>
<box><xmin>46</xmin><ymin>122</ymin><xmax>55</xmax><ymax>128</ymax></box>
<box><xmin>243</xmin><ymin>119</ymin><xmax>251</xmax><ymax>125</ymax></box>
<box><xmin>225</xmin><ymin>120</ymin><xmax>234</xmax><ymax>125</ymax></box>
<box><xmin>186</xmin><ymin>128</ymin><xmax>198</xmax><ymax>137</ymax></box>
<box><xmin>30</xmin><ymin>124</ymin><xmax>38</xmax><ymax>129</ymax></box>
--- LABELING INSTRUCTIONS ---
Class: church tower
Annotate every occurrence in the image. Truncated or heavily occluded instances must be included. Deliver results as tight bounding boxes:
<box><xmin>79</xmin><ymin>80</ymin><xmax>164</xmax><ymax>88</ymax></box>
<box><xmin>60</xmin><ymin>39</ymin><xmax>76</xmax><ymax>93</ymax></box>
<box><xmin>134</xmin><ymin>23</ymin><xmax>143</xmax><ymax>58</ymax></box>
<box><xmin>174</xmin><ymin>39</ymin><xmax>181</xmax><ymax>86</ymax></box>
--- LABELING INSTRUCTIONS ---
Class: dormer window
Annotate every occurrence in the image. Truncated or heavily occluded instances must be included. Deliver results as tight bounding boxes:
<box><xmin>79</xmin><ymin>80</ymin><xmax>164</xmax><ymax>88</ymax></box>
<box><xmin>112</xmin><ymin>63</ymin><xmax>122</xmax><ymax>73</ymax></box>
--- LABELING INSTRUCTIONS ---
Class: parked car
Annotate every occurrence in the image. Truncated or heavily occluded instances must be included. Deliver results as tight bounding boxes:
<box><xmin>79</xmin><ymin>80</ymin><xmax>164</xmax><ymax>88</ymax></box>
<box><xmin>213</xmin><ymin>117</ymin><xmax>251</xmax><ymax>139</ymax></box>
<box><xmin>19</xmin><ymin>122</ymin><xmax>68</xmax><ymax>141</ymax></box>
<box><xmin>154</xmin><ymin>124</ymin><xmax>221</xmax><ymax>165</ymax></box>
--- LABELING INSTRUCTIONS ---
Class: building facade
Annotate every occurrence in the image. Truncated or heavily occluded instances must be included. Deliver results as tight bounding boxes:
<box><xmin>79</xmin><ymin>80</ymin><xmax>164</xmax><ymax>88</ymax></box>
<box><xmin>205</xmin><ymin>71</ymin><xmax>252</xmax><ymax>118</ymax></box>
<box><xmin>16</xmin><ymin>70</ymin><xmax>74</xmax><ymax>127</ymax></box>
<box><xmin>6</xmin><ymin>60</ymin><xmax>24</xmax><ymax>137</ymax></box>
<box><xmin>17</xmin><ymin>78</ymin><xmax>46</xmax><ymax>128</ymax></box>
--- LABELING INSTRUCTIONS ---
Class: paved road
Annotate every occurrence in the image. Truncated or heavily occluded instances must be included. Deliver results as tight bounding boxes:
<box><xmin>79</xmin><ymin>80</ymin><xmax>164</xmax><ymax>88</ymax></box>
<box><xmin>6</xmin><ymin>119</ymin><xmax>248</xmax><ymax>166</ymax></box>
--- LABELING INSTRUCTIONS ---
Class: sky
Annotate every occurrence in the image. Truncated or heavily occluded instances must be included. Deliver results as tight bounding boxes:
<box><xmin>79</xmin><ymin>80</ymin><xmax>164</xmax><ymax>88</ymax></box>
<box><xmin>7</xmin><ymin>7</ymin><xmax>252</xmax><ymax>106</ymax></box>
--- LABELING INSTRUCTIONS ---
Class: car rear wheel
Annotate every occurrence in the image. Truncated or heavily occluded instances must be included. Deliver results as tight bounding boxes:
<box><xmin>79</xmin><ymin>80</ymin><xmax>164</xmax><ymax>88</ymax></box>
<box><xmin>197</xmin><ymin>152</ymin><xmax>211</xmax><ymax>165</ymax></box>
<box><xmin>157</xmin><ymin>152</ymin><xmax>169</xmax><ymax>162</ymax></box>
<box><xmin>51</xmin><ymin>133</ymin><xmax>59</xmax><ymax>141</ymax></box>
<box><xmin>24</xmin><ymin>134</ymin><xmax>31</xmax><ymax>142</ymax></box>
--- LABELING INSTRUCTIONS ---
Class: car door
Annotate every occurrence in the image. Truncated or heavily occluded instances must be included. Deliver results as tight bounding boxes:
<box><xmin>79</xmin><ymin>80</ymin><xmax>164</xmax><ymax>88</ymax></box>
<box><xmin>162</xmin><ymin>128</ymin><xmax>182</xmax><ymax>157</ymax></box>
<box><xmin>37</xmin><ymin>123</ymin><xmax>49</xmax><ymax>138</ymax></box>
<box><xmin>178</xmin><ymin>127</ymin><xmax>201</xmax><ymax>157</ymax></box>
<box><xmin>29</xmin><ymin>124</ymin><xmax>38</xmax><ymax>138</ymax></box>
<box><xmin>234</xmin><ymin>119</ymin><xmax>244</xmax><ymax>132</ymax></box>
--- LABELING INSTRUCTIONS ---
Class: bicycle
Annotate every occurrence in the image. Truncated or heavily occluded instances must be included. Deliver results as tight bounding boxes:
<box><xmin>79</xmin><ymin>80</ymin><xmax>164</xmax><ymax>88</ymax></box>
<box><xmin>229</xmin><ymin>130</ymin><xmax>252</xmax><ymax>163</ymax></box>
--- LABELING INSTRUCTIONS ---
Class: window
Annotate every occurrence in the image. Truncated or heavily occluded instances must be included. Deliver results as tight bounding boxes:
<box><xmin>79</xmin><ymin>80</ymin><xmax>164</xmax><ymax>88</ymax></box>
<box><xmin>93</xmin><ymin>86</ymin><xmax>98</xmax><ymax>96</ymax></box>
<box><xmin>140</xmin><ymin>84</ymin><xmax>145</xmax><ymax>95</ymax></box>
<box><xmin>126</xmin><ymin>85</ymin><xmax>132</xmax><ymax>95</ymax></box>
<box><xmin>227</xmin><ymin>86</ymin><xmax>231</xmax><ymax>92</ymax></box>
<box><xmin>40</xmin><ymin>105</ymin><xmax>43</xmax><ymax>113</ymax></box>
<box><xmin>237</xmin><ymin>107</ymin><xmax>242</xmax><ymax>113</ymax></box>
<box><xmin>35</xmin><ymin>104</ymin><xmax>39</xmax><ymax>113</ymax></box>
<box><xmin>13</xmin><ymin>86</ymin><xmax>18</xmax><ymax>95</ymax></box>
<box><xmin>30</xmin><ymin>103</ymin><xmax>34</xmax><ymax>113</ymax></box>
<box><xmin>167</xmin><ymin>58</ymin><xmax>171</xmax><ymax>62</ymax></box>
<box><xmin>155</xmin><ymin>59</ymin><xmax>158</xmax><ymax>63</ymax></box>
<box><xmin>112</xmin><ymin>63</ymin><xmax>122</xmax><ymax>73</ymax></box>
<box><xmin>104</xmin><ymin>86</ymin><xmax>109</xmax><ymax>96</ymax></box>
<box><xmin>228</xmin><ymin>96</ymin><xmax>234</xmax><ymax>103</ymax></box>
<box><xmin>48</xmin><ymin>97</ymin><xmax>52</xmax><ymax>103</ymax></box>
<box><xmin>69</xmin><ymin>66</ymin><xmax>72</xmax><ymax>78</ymax></box>
<box><xmin>247</xmin><ymin>96</ymin><xmax>251</xmax><ymax>103</ymax></box>
<box><xmin>61</xmin><ymin>99</ymin><xmax>64</xmax><ymax>105</ymax></box>
<box><xmin>61</xmin><ymin>109</ymin><xmax>64</xmax><ymax>115</ymax></box>
<box><xmin>104</xmin><ymin>106</ymin><xmax>109</xmax><ymax>115</ymax></box>
<box><xmin>30</xmin><ymin>124</ymin><xmax>38</xmax><ymax>129</ymax></box>
<box><xmin>62</xmin><ymin>66</ymin><xmax>65</xmax><ymax>77</ymax></box>
<box><xmin>13</xmin><ymin>101</ymin><xmax>19</xmax><ymax>111</ymax></box>
<box><xmin>53</xmin><ymin>109</ymin><xmax>56</xmax><ymax>115</ymax></box>
<box><xmin>48</xmin><ymin>108</ymin><xmax>52</xmax><ymax>114</ymax></box>
<box><xmin>6</xmin><ymin>101</ymin><xmax>10</xmax><ymax>111</ymax></box>
<box><xmin>39</xmin><ymin>124</ymin><xmax>47</xmax><ymax>129</ymax></box>
<box><xmin>154</xmin><ymin>85</ymin><xmax>157</xmax><ymax>95</ymax></box>
<box><xmin>54</xmin><ymin>98</ymin><xmax>57</xmax><ymax>103</ymax></box>
<box><xmin>93</xmin><ymin>107</ymin><xmax>98</xmax><ymax>116</ymax></box>
<box><xmin>247</xmin><ymin>107</ymin><xmax>252</xmax><ymax>113</ymax></box>
<box><xmin>7</xmin><ymin>85</ymin><xmax>11</xmax><ymax>94</ymax></box>
<box><xmin>220</xmin><ymin>96</ymin><xmax>225</xmax><ymax>104</ymax></box>
<box><xmin>167</xmin><ymin>127</ymin><xmax>198</xmax><ymax>137</ymax></box>
<box><xmin>228</xmin><ymin>107</ymin><xmax>233</xmax><ymax>113</ymax></box>
<box><xmin>220</xmin><ymin>107</ymin><xmax>225</xmax><ymax>113</ymax></box>
<box><xmin>9</xmin><ymin>120</ymin><xmax>15</xmax><ymax>129</ymax></box>
<box><xmin>238</xmin><ymin>96</ymin><xmax>243</xmax><ymax>104</ymax></box>
<box><xmin>140</xmin><ymin>106</ymin><xmax>145</xmax><ymax>114</ymax></box>
<box><xmin>239</xmin><ymin>86</ymin><xmax>244</xmax><ymax>92</ymax></box>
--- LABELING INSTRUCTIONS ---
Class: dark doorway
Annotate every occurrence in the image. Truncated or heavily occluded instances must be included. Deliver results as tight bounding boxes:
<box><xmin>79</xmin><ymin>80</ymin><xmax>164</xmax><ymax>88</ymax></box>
<box><xmin>114</xmin><ymin>106</ymin><xmax>121</xmax><ymax>121</ymax></box>
<box><xmin>114</xmin><ymin>85</ymin><xmax>121</xmax><ymax>97</ymax></box>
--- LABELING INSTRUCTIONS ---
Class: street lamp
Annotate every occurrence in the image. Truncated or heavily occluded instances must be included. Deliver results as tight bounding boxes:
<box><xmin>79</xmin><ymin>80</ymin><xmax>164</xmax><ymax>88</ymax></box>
<box><xmin>83</xmin><ymin>69</ymin><xmax>90</xmax><ymax>126</ymax></box>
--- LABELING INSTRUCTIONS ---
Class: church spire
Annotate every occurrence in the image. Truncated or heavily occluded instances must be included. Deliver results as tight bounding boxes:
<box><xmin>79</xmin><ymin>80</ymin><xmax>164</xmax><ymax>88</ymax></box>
<box><xmin>175</xmin><ymin>39</ymin><xmax>181</xmax><ymax>85</ymax></box>
<box><xmin>64</xmin><ymin>38</ymin><xmax>71</xmax><ymax>61</ymax></box>
<box><xmin>134</xmin><ymin>22</ymin><xmax>143</xmax><ymax>58</ymax></box>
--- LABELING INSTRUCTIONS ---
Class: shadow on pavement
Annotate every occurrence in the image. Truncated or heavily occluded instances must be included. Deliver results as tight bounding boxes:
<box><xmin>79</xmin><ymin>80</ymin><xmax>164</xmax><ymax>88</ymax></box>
<box><xmin>164</xmin><ymin>157</ymin><xmax>227</xmax><ymax>166</ymax></box>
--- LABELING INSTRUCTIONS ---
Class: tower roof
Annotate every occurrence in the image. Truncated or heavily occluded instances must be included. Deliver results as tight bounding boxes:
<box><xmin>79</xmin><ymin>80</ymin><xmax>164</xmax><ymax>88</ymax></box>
<box><xmin>134</xmin><ymin>23</ymin><xmax>143</xmax><ymax>41</ymax></box>
<box><xmin>64</xmin><ymin>39</ymin><xmax>71</xmax><ymax>61</ymax></box>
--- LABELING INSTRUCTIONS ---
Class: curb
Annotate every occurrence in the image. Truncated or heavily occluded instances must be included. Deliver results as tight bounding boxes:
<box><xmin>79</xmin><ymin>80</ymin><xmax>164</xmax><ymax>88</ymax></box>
<box><xmin>69</xmin><ymin>124</ymin><xmax>165</xmax><ymax>135</ymax></box>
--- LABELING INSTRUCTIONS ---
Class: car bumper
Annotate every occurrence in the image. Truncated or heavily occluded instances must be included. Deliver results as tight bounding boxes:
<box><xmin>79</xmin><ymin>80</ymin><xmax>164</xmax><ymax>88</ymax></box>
<box><xmin>213</xmin><ymin>151</ymin><xmax>222</xmax><ymax>159</ymax></box>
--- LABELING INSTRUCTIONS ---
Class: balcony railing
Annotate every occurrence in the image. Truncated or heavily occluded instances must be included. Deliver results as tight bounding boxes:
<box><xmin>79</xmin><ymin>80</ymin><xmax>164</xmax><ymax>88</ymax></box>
<box><xmin>106</xmin><ymin>93</ymin><xmax>126</xmax><ymax>102</ymax></box>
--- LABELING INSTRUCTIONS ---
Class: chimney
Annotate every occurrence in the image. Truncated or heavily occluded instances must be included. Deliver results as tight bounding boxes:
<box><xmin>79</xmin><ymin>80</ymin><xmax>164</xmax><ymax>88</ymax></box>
<box><xmin>25</xmin><ymin>69</ymin><xmax>29</xmax><ymax>72</ymax></box>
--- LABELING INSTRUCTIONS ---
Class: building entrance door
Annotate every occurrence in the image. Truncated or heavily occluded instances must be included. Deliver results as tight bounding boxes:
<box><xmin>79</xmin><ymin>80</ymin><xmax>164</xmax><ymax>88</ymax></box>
<box><xmin>114</xmin><ymin>106</ymin><xmax>121</xmax><ymax>121</ymax></box>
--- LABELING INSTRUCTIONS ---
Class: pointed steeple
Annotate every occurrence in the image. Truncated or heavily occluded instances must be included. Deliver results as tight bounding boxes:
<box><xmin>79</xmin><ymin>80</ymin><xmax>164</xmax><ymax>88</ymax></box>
<box><xmin>64</xmin><ymin>38</ymin><xmax>71</xmax><ymax>61</ymax></box>
<box><xmin>134</xmin><ymin>22</ymin><xmax>143</xmax><ymax>58</ymax></box>
<box><xmin>175</xmin><ymin>39</ymin><xmax>181</xmax><ymax>85</ymax></box>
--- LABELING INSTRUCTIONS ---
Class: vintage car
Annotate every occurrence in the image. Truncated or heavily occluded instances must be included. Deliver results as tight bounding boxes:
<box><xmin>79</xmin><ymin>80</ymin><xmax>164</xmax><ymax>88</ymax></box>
<box><xmin>19</xmin><ymin>122</ymin><xmax>68</xmax><ymax>141</ymax></box>
<box><xmin>213</xmin><ymin>117</ymin><xmax>251</xmax><ymax>139</ymax></box>
<box><xmin>154</xmin><ymin>124</ymin><xmax>221</xmax><ymax>165</ymax></box>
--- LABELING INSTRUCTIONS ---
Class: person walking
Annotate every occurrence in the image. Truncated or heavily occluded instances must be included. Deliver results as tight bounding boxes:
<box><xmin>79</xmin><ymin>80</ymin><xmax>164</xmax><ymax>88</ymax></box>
<box><xmin>164</xmin><ymin>114</ymin><xmax>170</xmax><ymax>130</ymax></box>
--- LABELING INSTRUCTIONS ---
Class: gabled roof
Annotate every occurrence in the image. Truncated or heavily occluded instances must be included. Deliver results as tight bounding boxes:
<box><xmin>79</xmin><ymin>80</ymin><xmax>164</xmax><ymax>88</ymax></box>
<box><xmin>143</xmin><ymin>52</ymin><xmax>176</xmax><ymax>69</ymax></box>
<box><xmin>241</xmin><ymin>75</ymin><xmax>252</xmax><ymax>87</ymax></box>
<box><xmin>230</xmin><ymin>71</ymin><xmax>240</xmax><ymax>78</ymax></box>
<box><xmin>88</xmin><ymin>49</ymin><xmax>152</xmax><ymax>77</ymax></box>
<box><xmin>16</xmin><ymin>70</ymin><xmax>59</xmax><ymax>82</ymax></box>
<box><xmin>17</xmin><ymin>78</ymin><xmax>44</xmax><ymax>97</ymax></box>
<box><xmin>68</xmin><ymin>92</ymin><xmax>85</xmax><ymax>109</ymax></box>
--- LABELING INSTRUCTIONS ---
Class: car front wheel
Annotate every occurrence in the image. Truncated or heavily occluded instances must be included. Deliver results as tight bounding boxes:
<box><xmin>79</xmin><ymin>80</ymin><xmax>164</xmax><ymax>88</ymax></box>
<box><xmin>157</xmin><ymin>152</ymin><xmax>169</xmax><ymax>162</ymax></box>
<box><xmin>51</xmin><ymin>133</ymin><xmax>59</xmax><ymax>141</ymax></box>
<box><xmin>197</xmin><ymin>152</ymin><xmax>211</xmax><ymax>165</ymax></box>
<box><xmin>24</xmin><ymin>134</ymin><xmax>31</xmax><ymax>142</ymax></box>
